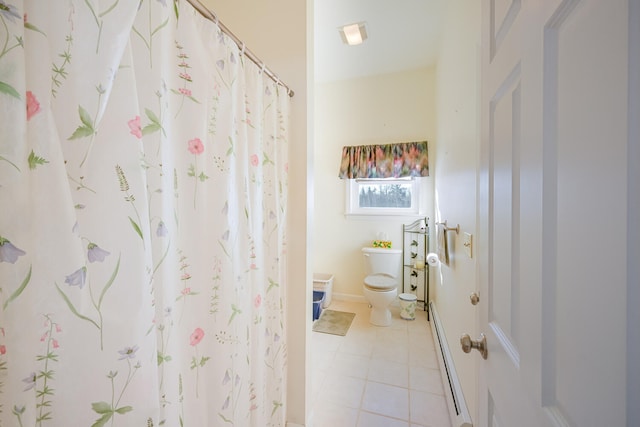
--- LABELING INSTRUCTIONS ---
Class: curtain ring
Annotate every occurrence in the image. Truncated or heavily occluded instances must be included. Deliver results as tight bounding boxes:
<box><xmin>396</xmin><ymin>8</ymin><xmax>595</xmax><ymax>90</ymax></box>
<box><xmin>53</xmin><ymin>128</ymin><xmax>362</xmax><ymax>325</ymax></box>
<box><xmin>240</xmin><ymin>42</ymin><xmax>246</xmax><ymax>56</ymax></box>
<box><xmin>261</xmin><ymin>63</ymin><xmax>266</xmax><ymax>74</ymax></box>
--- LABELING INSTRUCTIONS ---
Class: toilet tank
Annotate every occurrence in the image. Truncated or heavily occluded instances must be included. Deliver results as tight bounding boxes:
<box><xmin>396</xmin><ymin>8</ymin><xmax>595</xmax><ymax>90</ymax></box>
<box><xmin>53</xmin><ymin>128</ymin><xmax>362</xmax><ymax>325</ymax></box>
<box><xmin>362</xmin><ymin>247</ymin><xmax>402</xmax><ymax>278</ymax></box>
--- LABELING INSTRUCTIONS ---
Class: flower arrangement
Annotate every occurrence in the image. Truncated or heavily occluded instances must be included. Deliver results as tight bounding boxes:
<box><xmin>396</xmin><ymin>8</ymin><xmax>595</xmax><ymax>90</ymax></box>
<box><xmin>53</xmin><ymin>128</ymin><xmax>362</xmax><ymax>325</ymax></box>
<box><xmin>372</xmin><ymin>240</ymin><xmax>392</xmax><ymax>249</ymax></box>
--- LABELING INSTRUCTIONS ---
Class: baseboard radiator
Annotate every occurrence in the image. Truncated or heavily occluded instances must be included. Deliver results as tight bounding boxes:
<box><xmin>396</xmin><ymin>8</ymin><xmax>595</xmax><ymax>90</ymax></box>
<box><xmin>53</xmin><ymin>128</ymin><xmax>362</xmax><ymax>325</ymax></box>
<box><xmin>429</xmin><ymin>301</ymin><xmax>473</xmax><ymax>427</ymax></box>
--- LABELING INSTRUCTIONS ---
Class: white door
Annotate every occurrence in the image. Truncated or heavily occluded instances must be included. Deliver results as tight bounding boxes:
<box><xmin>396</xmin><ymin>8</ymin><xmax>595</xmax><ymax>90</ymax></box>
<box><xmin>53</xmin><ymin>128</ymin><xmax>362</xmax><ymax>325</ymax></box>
<box><xmin>477</xmin><ymin>1</ymin><xmax>635</xmax><ymax>426</ymax></box>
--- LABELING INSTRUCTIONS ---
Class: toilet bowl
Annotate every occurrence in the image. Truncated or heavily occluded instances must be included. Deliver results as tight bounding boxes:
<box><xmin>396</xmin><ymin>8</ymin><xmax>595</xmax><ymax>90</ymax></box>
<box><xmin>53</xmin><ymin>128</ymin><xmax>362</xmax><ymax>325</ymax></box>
<box><xmin>362</xmin><ymin>247</ymin><xmax>402</xmax><ymax>326</ymax></box>
<box><xmin>363</xmin><ymin>274</ymin><xmax>397</xmax><ymax>326</ymax></box>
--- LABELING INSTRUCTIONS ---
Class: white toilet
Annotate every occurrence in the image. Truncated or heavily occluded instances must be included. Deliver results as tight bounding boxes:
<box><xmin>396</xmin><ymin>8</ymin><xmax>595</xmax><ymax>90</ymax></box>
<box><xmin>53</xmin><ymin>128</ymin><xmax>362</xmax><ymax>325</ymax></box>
<box><xmin>362</xmin><ymin>247</ymin><xmax>402</xmax><ymax>326</ymax></box>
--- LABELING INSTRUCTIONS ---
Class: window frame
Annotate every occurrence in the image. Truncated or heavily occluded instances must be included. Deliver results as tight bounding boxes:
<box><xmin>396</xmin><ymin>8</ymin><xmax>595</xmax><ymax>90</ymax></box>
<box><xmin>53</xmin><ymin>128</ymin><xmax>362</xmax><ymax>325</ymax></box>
<box><xmin>345</xmin><ymin>177</ymin><xmax>421</xmax><ymax>216</ymax></box>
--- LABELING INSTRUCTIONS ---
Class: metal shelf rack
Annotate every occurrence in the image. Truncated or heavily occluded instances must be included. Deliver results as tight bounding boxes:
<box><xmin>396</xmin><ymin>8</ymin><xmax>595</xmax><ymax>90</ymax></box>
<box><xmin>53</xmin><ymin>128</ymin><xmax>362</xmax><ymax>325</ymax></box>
<box><xmin>402</xmin><ymin>217</ymin><xmax>430</xmax><ymax>320</ymax></box>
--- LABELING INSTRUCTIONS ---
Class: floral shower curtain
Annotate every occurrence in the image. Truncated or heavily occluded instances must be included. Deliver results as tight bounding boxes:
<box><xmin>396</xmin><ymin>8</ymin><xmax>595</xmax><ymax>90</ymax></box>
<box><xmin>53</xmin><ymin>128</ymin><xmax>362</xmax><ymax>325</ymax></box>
<box><xmin>0</xmin><ymin>1</ymin><xmax>289</xmax><ymax>425</ymax></box>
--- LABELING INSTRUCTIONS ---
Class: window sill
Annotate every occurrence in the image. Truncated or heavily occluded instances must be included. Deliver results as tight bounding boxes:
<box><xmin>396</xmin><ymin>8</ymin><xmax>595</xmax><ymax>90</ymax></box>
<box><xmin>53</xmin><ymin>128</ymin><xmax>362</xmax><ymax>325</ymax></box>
<box><xmin>344</xmin><ymin>212</ymin><xmax>425</xmax><ymax>221</ymax></box>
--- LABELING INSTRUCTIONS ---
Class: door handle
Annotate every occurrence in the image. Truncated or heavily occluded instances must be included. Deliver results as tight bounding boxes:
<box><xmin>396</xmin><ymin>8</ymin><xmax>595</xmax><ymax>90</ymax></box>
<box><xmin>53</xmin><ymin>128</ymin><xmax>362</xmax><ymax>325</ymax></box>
<box><xmin>469</xmin><ymin>292</ymin><xmax>480</xmax><ymax>305</ymax></box>
<box><xmin>460</xmin><ymin>333</ymin><xmax>488</xmax><ymax>359</ymax></box>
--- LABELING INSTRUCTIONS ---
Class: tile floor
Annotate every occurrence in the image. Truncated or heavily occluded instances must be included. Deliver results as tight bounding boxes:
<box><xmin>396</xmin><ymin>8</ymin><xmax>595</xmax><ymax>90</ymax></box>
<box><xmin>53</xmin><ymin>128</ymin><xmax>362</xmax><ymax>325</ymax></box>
<box><xmin>310</xmin><ymin>299</ymin><xmax>452</xmax><ymax>427</ymax></box>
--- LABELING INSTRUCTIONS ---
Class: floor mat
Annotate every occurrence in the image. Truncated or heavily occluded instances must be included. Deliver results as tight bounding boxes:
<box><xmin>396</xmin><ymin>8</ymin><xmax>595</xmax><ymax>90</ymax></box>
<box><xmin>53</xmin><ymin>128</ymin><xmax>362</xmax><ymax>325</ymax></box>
<box><xmin>312</xmin><ymin>310</ymin><xmax>356</xmax><ymax>336</ymax></box>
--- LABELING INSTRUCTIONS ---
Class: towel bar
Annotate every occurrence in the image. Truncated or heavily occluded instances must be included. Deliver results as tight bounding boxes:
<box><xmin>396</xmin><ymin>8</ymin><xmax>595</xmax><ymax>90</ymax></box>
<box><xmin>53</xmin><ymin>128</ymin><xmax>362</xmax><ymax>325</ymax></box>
<box><xmin>436</xmin><ymin>220</ymin><xmax>460</xmax><ymax>234</ymax></box>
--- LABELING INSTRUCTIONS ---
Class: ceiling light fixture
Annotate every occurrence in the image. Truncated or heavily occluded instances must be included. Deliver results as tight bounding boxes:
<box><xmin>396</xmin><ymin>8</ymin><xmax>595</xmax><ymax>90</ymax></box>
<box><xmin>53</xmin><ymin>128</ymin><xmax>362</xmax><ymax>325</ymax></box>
<box><xmin>339</xmin><ymin>22</ymin><xmax>367</xmax><ymax>46</ymax></box>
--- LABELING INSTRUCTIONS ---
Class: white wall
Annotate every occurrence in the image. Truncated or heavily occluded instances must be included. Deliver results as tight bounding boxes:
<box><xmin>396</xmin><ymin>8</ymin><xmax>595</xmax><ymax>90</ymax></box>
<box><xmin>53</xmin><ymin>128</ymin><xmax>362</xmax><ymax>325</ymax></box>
<box><xmin>433</xmin><ymin>0</ymin><xmax>481</xmax><ymax>420</ymax></box>
<box><xmin>200</xmin><ymin>1</ymin><xmax>310</xmax><ymax>425</ymax></box>
<box><xmin>314</xmin><ymin>68</ymin><xmax>436</xmax><ymax>300</ymax></box>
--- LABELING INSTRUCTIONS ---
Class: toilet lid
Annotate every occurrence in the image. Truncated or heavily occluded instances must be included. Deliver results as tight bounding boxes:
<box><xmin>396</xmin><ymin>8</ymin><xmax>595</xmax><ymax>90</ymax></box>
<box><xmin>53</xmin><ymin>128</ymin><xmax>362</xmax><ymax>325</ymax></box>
<box><xmin>399</xmin><ymin>293</ymin><xmax>417</xmax><ymax>301</ymax></box>
<box><xmin>364</xmin><ymin>275</ymin><xmax>396</xmax><ymax>291</ymax></box>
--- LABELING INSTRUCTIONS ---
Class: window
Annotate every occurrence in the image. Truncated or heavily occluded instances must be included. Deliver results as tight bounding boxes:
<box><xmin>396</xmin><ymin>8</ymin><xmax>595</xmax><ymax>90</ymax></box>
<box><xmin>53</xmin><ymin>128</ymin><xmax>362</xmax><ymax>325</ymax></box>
<box><xmin>346</xmin><ymin>178</ymin><xmax>421</xmax><ymax>216</ymax></box>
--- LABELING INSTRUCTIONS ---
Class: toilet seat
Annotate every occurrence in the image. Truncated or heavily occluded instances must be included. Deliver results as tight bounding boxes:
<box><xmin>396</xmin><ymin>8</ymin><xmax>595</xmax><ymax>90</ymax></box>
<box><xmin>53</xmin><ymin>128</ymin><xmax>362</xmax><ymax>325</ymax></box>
<box><xmin>364</xmin><ymin>274</ymin><xmax>396</xmax><ymax>292</ymax></box>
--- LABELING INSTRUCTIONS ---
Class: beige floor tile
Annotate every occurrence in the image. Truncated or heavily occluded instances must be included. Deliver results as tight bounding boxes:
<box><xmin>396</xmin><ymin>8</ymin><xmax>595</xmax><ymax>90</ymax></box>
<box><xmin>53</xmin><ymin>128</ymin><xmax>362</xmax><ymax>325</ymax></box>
<box><xmin>345</xmin><ymin>327</ymin><xmax>379</xmax><ymax>343</ymax></box>
<box><xmin>357</xmin><ymin>410</ymin><xmax>410</xmax><ymax>427</ymax></box>
<box><xmin>310</xmin><ymin>368</ymin><xmax>328</xmax><ymax>403</ymax></box>
<box><xmin>310</xmin><ymin>300</ymin><xmax>451</xmax><ymax>427</ymax></box>
<box><xmin>410</xmin><ymin>339</ymin><xmax>433</xmax><ymax>354</ymax></box>
<box><xmin>367</xmin><ymin>358</ymin><xmax>410</xmax><ymax>388</ymax></box>
<box><xmin>332</xmin><ymin>352</ymin><xmax>370</xmax><ymax>379</ymax></box>
<box><xmin>409</xmin><ymin>390</ymin><xmax>451</xmax><ymax>427</ymax></box>
<box><xmin>362</xmin><ymin>381</ymin><xmax>409</xmax><ymax>420</ymax></box>
<box><xmin>409</xmin><ymin>347</ymin><xmax>439</xmax><ymax>369</ymax></box>
<box><xmin>409</xmin><ymin>366</ymin><xmax>445</xmax><ymax>395</ymax></box>
<box><xmin>409</xmin><ymin>329</ymin><xmax>435</xmax><ymax>350</ymax></box>
<box><xmin>320</xmin><ymin>374</ymin><xmax>366</xmax><ymax>409</ymax></box>
<box><xmin>312</xmin><ymin>330</ymin><xmax>343</xmax><ymax>353</ymax></box>
<box><xmin>372</xmin><ymin>340</ymin><xmax>410</xmax><ymax>364</ymax></box>
<box><xmin>310</xmin><ymin>348</ymin><xmax>336</xmax><ymax>373</ymax></box>
<box><xmin>338</xmin><ymin>337</ymin><xmax>375</xmax><ymax>358</ymax></box>
<box><xmin>310</xmin><ymin>400</ymin><xmax>359</xmax><ymax>427</ymax></box>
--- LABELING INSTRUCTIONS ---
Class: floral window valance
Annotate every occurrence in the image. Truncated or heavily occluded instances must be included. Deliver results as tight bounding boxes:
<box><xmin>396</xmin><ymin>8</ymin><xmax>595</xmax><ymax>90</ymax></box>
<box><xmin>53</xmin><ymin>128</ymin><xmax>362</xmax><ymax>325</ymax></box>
<box><xmin>338</xmin><ymin>141</ymin><xmax>429</xmax><ymax>179</ymax></box>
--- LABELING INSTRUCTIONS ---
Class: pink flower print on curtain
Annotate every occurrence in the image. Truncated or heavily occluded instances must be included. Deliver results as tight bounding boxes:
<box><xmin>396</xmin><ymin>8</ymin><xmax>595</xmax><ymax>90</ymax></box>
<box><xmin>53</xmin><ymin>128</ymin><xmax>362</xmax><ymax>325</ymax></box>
<box><xmin>188</xmin><ymin>138</ymin><xmax>204</xmax><ymax>155</ymax></box>
<box><xmin>189</xmin><ymin>327</ymin><xmax>204</xmax><ymax>346</ymax></box>
<box><xmin>128</xmin><ymin>116</ymin><xmax>142</xmax><ymax>138</ymax></box>
<box><xmin>26</xmin><ymin>91</ymin><xmax>40</xmax><ymax>120</ymax></box>
<box><xmin>32</xmin><ymin>315</ymin><xmax>62</xmax><ymax>423</ymax></box>
<box><xmin>173</xmin><ymin>42</ymin><xmax>199</xmax><ymax>117</ymax></box>
<box><xmin>189</xmin><ymin>327</ymin><xmax>209</xmax><ymax>398</ymax></box>
<box><xmin>187</xmin><ymin>137</ymin><xmax>208</xmax><ymax>208</ymax></box>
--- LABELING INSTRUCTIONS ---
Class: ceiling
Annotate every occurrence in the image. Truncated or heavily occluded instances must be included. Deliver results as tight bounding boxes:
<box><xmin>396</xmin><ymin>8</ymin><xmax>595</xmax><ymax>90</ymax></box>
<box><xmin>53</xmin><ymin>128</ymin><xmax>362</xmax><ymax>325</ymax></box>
<box><xmin>314</xmin><ymin>0</ymin><xmax>446</xmax><ymax>83</ymax></box>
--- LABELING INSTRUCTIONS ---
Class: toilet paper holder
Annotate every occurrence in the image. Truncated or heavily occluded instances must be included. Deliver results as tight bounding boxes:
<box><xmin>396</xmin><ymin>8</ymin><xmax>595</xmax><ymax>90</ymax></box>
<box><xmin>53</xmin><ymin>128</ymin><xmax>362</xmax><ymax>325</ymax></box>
<box><xmin>426</xmin><ymin>253</ymin><xmax>440</xmax><ymax>267</ymax></box>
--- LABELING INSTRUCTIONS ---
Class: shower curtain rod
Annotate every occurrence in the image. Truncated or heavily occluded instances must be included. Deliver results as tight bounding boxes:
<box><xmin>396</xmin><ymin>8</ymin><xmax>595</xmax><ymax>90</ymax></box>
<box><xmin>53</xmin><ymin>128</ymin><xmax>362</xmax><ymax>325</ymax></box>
<box><xmin>185</xmin><ymin>0</ymin><xmax>295</xmax><ymax>97</ymax></box>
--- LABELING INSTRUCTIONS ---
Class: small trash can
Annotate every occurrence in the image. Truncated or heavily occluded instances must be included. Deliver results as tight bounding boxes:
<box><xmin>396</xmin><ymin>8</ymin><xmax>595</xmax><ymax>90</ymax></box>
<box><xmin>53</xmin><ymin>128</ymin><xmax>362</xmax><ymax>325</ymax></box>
<box><xmin>313</xmin><ymin>273</ymin><xmax>334</xmax><ymax>308</ymax></box>
<box><xmin>399</xmin><ymin>293</ymin><xmax>418</xmax><ymax>320</ymax></box>
<box><xmin>312</xmin><ymin>290</ymin><xmax>326</xmax><ymax>321</ymax></box>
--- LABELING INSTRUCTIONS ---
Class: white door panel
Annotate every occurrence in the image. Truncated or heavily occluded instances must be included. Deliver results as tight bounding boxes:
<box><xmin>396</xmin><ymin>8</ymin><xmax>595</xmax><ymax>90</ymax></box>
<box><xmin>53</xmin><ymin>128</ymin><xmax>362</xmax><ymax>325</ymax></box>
<box><xmin>478</xmin><ymin>1</ymin><xmax>631</xmax><ymax>426</ymax></box>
